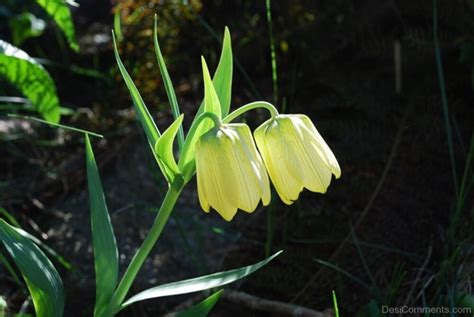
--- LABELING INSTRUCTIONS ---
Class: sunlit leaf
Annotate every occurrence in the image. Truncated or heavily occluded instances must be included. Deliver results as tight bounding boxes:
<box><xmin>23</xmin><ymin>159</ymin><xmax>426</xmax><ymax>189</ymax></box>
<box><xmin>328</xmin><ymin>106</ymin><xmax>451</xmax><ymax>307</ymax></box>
<box><xmin>85</xmin><ymin>134</ymin><xmax>119</xmax><ymax>317</ymax></box>
<box><xmin>0</xmin><ymin>207</ymin><xmax>71</xmax><ymax>269</ymax></box>
<box><xmin>0</xmin><ymin>219</ymin><xmax>64</xmax><ymax>317</ymax></box>
<box><xmin>195</xmin><ymin>27</ymin><xmax>233</xmax><ymax>117</ymax></box>
<box><xmin>0</xmin><ymin>40</ymin><xmax>61</xmax><ymax>123</ymax></box>
<box><xmin>155</xmin><ymin>114</ymin><xmax>184</xmax><ymax>179</ymax></box>
<box><xmin>175</xmin><ymin>290</ymin><xmax>223</xmax><ymax>317</ymax></box>
<box><xmin>212</xmin><ymin>27</ymin><xmax>232</xmax><ymax>116</ymax></box>
<box><xmin>121</xmin><ymin>251</ymin><xmax>282</xmax><ymax>308</ymax></box>
<box><xmin>36</xmin><ymin>0</ymin><xmax>79</xmax><ymax>51</ymax></box>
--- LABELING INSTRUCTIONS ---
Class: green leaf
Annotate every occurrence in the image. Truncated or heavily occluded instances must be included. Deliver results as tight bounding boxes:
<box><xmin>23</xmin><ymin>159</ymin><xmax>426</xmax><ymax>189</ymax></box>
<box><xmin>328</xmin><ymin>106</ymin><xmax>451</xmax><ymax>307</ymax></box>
<box><xmin>9</xmin><ymin>13</ymin><xmax>46</xmax><ymax>46</ymax></box>
<box><xmin>112</xmin><ymin>31</ymin><xmax>173</xmax><ymax>182</ymax></box>
<box><xmin>212</xmin><ymin>27</ymin><xmax>233</xmax><ymax>116</ymax></box>
<box><xmin>154</xmin><ymin>114</ymin><xmax>183</xmax><ymax>178</ymax></box>
<box><xmin>35</xmin><ymin>0</ymin><xmax>79</xmax><ymax>51</ymax></box>
<box><xmin>85</xmin><ymin>134</ymin><xmax>119</xmax><ymax>317</ymax></box>
<box><xmin>0</xmin><ymin>219</ymin><xmax>64</xmax><ymax>317</ymax></box>
<box><xmin>0</xmin><ymin>207</ymin><xmax>71</xmax><ymax>270</ymax></box>
<box><xmin>175</xmin><ymin>290</ymin><xmax>223</xmax><ymax>317</ymax></box>
<box><xmin>154</xmin><ymin>14</ymin><xmax>184</xmax><ymax>150</ymax></box>
<box><xmin>195</xmin><ymin>27</ymin><xmax>233</xmax><ymax>118</ymax></box>
<box><xmin>178</xmin><ymin>57</ymin><xmax>222</xmax><ymax>181</ymax></box>
<box><xmin>121</xmin><ymin>250</ymin><xmax>282</xmax><ymax>308</ymax></box>
<box><xmin>0</xmin><ymin>40</ymin><xmax>61</xmax><ymax>123</ymax></box>
<box><xmin>112</xmin><ymin>31</ymin><xmax>160</xmax><ymax>145</ymax></box>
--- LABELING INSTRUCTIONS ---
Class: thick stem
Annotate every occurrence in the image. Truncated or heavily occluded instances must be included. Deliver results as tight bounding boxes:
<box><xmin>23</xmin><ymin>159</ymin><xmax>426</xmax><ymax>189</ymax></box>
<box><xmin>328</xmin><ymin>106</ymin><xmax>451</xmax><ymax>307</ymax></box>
<box><xmin>105</xmin><ymin>183</ymin><xmax>183</xmax><ymax>315</ymax></box>
<box><xmin>223</xmin><ymin>101</ymin><xmax>279</xmax><ymax>124</ymax></box>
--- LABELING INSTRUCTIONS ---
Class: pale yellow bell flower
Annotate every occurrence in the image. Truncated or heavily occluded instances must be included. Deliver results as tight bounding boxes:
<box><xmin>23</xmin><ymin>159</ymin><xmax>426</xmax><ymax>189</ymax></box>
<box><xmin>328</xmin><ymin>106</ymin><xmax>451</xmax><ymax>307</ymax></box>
<box><xmin>254</xmin><ymin>114</ymin><xmax>341</xmax><ymax>204</ymax></box>
<box><xmin>195</xmin><ymin>123</ymin><xmax>271</xmax><ymax>221</ymax></box>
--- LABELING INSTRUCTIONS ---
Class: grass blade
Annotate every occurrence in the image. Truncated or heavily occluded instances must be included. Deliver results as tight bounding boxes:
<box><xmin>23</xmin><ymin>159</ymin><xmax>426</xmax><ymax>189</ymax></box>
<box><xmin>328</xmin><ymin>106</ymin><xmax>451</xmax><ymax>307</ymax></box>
<box><xmin>0</xmin><ymin>219</ymin><xmax>64</xmax><ymax>317</ymax></box>
<box><xmin>85</xmin><ymin>135</ymin><xmax>119</xmax><ymax>316</ymax></box>
<box><xmin>121</xmin><ymin>251</ymin><xmax>282</xmax><ymax>308</ymax></box>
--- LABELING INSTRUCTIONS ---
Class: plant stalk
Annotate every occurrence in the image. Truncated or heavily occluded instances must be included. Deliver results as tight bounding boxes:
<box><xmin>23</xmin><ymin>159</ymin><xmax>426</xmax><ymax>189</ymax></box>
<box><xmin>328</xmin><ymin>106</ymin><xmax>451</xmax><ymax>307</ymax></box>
<box><xmin>105</xmin><ymin>183</ymin><xmax>183</xmax><ymax>315</ymax></box>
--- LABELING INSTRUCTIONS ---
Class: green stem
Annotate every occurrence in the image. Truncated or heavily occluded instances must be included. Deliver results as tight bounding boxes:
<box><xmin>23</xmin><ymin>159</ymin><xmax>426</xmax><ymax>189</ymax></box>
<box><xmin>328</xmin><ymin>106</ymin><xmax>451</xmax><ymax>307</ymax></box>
<box><xmin>106</xmin><ymin>183</ymin><xmax>183</xmax><ymax>315</ymax></box>
<box><xmin>265</xmin><ymin>0</ymin><xmax>278</xmax><ymax>106</ymax></box>
<box><xmin>223</xmin><ymin>101</ymin><xmax>279</xmax><ymax>123</ymax></box>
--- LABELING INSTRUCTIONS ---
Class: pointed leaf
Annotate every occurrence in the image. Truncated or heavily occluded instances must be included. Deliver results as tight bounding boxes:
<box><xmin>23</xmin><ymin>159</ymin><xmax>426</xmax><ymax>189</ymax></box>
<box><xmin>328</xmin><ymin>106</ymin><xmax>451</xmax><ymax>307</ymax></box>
<box><xmin>175</xmin><ymin>290</ymin><xmax>223</xmax><ymax>317</ymax></box>
<box><xmin>85</xmin><ymin>134</ymin><xmax>119</xmax><ymax>316</ymax></box>
<box><xmin>121</xmin><ymin>251</ymin><xmax>282</xmax><ymax>308</ymax></box>
<box><xmin>112</xmin><ymin>31</ymin><xmax>160</xmax><ymax>145</ymax></box>
<box><xmin>0</xmin><ymin>219</ymin><xmax>64</xmax><ymax>317</ymax></box>
<box><xmin>154</xmin><ymin>14</ymin><xmax>184</xmax><ymax>150</ymax></box>
<box><xmin>155</xmin><ymin>114</ymin><xmax>183</xmax><ymax>177</ymax></box>
<box><xmin>35</xmin><ymin>0</ymin><xmax>78</xmax><ymax>51</ymax></box>
<box><xmin>112</xmin><ymin>32</ymin><xmax>172</xmax><ymax>182</ymax></box>
<box><xmin>178</xmin><ymin>57</ymin><xmax>222</xmax><ymax>180</ymax></box>
<box><xmin>212</xmin><ymin>27</ymin><xmax>233</xmax><ymax>116</ymax></box>
<box><xmin>195</xmin><ymin>27</ymin><xmax>233</xmax><ymax>117</ymax></box>
<box><xmin>0</xmin><ymin>40</ymin><xmax>60</xmax><ymax>123</ymax></box>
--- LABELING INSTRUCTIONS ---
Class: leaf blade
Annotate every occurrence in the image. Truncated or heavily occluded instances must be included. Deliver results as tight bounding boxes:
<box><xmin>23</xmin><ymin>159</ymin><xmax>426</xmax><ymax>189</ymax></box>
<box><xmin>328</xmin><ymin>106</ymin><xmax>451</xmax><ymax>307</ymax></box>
<box><xmin>155</xmin><ymin>114</ymin><xmax>184</xmax><ymax>177</ymax></box>
<box><xmin>0</xmin><ymin>40</ymin><xmax>61</xmax><ymax>123</ymax></box>
<box><xmin>212</xmin><ymin>27</ymin><xmax>233</xmax><ymax>116</ymax></box>
<box><xmin>35</xmin><ymin>0</ymin><xmax>78</xmax><ymax>51</ymax></box>
<box><xmin>153</xmin><ymin>14</ymin><xmax>184</xmax><ymax>150</ymax></box>
<box><xmin>0</xmin><ymin>219</ymin><xmax>64</xmax><ymax>317</ymax></box>
<box><xmin>85</xmin><ymin>134</ymin><xmax>119</xmax><ymax>316</ymax></box>
<box><xmin>121</xmin><ymin>251</ymin><xmax>282</xmax><ymax>308</ymax></box>
<box><xmin>112</xmin><ymin>31</ymin><xmax>160</xmax><ymax>145</ymax></box>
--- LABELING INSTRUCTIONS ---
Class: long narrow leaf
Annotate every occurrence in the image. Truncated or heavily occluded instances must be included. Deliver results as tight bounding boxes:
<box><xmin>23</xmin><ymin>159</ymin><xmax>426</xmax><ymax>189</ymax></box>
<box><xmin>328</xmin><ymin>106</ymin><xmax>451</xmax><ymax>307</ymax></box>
<box><xmin>121</xmin><ymin>250</ymin><xmax>282</xmax><ymax>308</ymax></box>
<box><xmin>85</xmin><ymin>134</ymin><xmax>119</xmax><ymax>316</ymax></box>
<box><xmin>0</xmin><ymin>40</ymin><xmax>61</xmax><ymax>123</ymax></box>
<box><xmin>112</xmin><ymin>31</ymin><xmax>161</xmax><ymax>145</ymax></box>
<box><xmin>176</xmin><ymin>290</ymin><xmax>223</xmax><ymax>317</ymax></box>
<box><xmin>0</xmin><ymin>219</ymin><xmax>64</xmax><ymax>317</ymax></box>
<box><xmin>35</xmin><ymin>0</ymin><xmax>79</xmax><ymax>51</ymax></box>
<box><xmin>153</xmin><ymin>14</ymin><xmax>184</xmax><ymax>150</ymax></box>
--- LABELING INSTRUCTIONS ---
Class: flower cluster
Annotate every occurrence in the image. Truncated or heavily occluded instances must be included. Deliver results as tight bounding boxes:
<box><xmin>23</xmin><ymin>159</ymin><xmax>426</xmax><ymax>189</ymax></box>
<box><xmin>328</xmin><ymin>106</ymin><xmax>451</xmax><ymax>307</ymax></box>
<box><xmin>195</xmin><ymin>113</ymin><xmax>341</xmax><ymax>221</ymax></box>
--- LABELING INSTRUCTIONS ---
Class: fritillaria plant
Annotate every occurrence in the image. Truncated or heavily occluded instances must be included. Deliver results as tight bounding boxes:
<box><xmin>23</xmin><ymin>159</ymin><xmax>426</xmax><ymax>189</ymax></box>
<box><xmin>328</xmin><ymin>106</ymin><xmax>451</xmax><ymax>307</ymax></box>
<box><xmin>0</xmin><ymin>15</ymin><xmax>340</xmax><ymax>317</ymax></box>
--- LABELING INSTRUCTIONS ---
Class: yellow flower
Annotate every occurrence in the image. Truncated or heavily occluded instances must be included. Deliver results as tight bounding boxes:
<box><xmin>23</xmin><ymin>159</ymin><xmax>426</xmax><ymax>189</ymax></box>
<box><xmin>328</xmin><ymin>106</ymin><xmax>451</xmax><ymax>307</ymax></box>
<box><xmin>254</xmin><ymin>114</ymin><xmax>341</xmax><ymax>204</ymax></box>
<box><xmin>195</xmin><ymin>123</ymin><xmax>271</xmax><ymax>221</ymax></box>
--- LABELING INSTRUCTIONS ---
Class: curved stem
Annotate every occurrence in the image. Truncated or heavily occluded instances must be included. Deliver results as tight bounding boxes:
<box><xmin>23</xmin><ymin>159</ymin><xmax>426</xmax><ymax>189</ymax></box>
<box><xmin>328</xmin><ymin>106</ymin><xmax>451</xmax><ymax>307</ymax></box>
<box><xmin>223</xmin><ymin>101</ymin><xmax>279</xmax><ymax>124</ymax></box>
<box><xmin>105</xmin><ymin>183</ymin><xmax>183</xmax><ymax>315</ymax></box>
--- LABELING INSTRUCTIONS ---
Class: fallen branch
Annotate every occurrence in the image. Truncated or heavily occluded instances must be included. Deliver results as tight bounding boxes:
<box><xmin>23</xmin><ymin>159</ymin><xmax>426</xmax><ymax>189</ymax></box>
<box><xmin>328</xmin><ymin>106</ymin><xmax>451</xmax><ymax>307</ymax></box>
<box><xmin>222</xmin><ymin>289</ymin><xmax>332</xmax><ymax>317</ymax></box>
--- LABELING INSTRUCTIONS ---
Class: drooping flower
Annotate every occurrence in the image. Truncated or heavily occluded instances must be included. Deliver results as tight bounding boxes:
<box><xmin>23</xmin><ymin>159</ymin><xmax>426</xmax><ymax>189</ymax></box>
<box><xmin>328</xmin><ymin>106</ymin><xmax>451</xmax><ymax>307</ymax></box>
<box><xmin>195</xmin><ymin>123</ymin><xmax>271</xmax><ymax>221</ymax></box>
<box><xmin>254</xmin><ymin>114</ymin><xmax>341</xmax><ymax>204</ymax></box>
